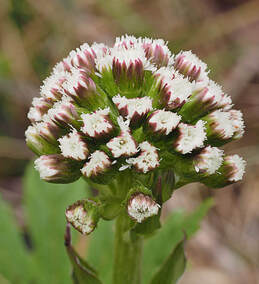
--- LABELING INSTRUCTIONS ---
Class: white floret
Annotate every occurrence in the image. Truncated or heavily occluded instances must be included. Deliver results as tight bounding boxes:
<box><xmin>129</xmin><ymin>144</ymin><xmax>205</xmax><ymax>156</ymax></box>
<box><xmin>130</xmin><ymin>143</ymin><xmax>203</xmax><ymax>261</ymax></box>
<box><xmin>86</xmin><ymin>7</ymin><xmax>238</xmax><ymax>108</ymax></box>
<box><xmin>81</xmin><ymin>108</ymin><xmax>113</xmax><ymax>137</ymax></box>
<box><xmin>126</xmin><ymin>141</ymin><xmax>159</xmax><ymax>173</ymax></box>
<box><xmin>148</xmin><ymin>110</ymin><xmax>181</xmax><ymax>135</ymax></box>
<box><xmin>58</xmin><ymin>130</ymin><xmax>88</xmax><ymax>160</ymax></box>
<box><xmin>112</xmin><ymin>95</ymin><xmax>153</xmax><ymax>120</ymax></box>
<box><xmin>81</xmin><ymin>150</ymin><xmax>111</xmax><ymax>178</ymax></box>
<box><xmin>34</xmin><ymin>156</ymin><xmax>58</xmax><ymax>179</ymax></box>
<box><xmin>229</xmin><ymin>110</ymin><xmax>245</xmax><ymax>139</ymax></box>
<box><xmin>195</xmin><ymin>146</ymin><xmax>224</xmax><ymax>175</ymax></box>
<box><xmin>175</xmin><ymin>120</ymin><xmax>207</xmax><ymax>154</ymax></box>
<box><xmin>225</xmin><ymin>155</ymin><xmax>246</xmax><ymax>182</ymax></box>
<box><xmin>127</xmin><ymin>193</ymin><xmax>160</xmax><ymax>223</ymax></box>
<box><xmin>209</xmin><ymin>110</ymin><xmax>235</xmax><ymax>139</ymax></box>
<box><xmin>107</xmin><ymin>132</ymin><xmax>138</xmax><ymax>158</ymax></box>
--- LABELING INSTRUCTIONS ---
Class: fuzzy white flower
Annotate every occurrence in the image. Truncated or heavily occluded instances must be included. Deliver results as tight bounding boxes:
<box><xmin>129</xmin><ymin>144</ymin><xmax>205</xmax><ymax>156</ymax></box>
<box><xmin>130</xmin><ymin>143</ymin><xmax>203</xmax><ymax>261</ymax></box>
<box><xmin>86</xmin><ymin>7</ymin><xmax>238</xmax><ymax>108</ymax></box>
<box><xmin>225</xmin><ymin>155</ymin><xmax>246</xmax><ymax>182</ymax></box>
<box><xmin>112</xmin><ymin>94</ymin><xmax>153</xmax><ymax>120</ymax></box>
<box><xmin>127</xmin><ymin>193</ymin><xmax>160</xmax><ymax>223</ymax></box>
<box><xmin>148</xmin><ymin>109</ymin><xmax>181</xmax><ymax>135</ymax></box>
<box><xmin>81</xmin><ymin>150</ymin><xmax>111</xmax><ymax>178</ymax></box>
<box><xmin>34</xmin><ymin>156</ymin><xmax>58</xmax><ymax>180</ymax></box>
<box><xmin>58</xmin><ymin>130</ymin><xmax>88</xmax><ymax>160</ymax></box>
<box><xmin>194</xmin><ymin>146</ymin><xmax>224</xmax><ymax>175</ymax></box>
<box><xmin>126</xmin><ymin>141</ymin><xmax>159</xmax><ymax>173</ymax></box>
<box><xmin>81</xmin><ymin>108</ymin><xmax>113</xmax><ymax>138</ymax></box>
<box><xmin>229</xmin><ymin>110</ymin><xmax>245</xmax><ymax>139</ymax></box>
<box><xmin>175</xmin><ymin>120</ymin><xmax>207</xmax><ymax>154</ymax></box>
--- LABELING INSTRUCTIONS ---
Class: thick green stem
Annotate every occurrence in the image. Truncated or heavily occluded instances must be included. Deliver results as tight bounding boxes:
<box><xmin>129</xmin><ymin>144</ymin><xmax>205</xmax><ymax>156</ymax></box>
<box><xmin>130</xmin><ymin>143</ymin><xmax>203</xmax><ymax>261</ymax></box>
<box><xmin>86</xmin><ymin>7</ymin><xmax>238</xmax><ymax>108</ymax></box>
<box><xmin>113</xmin><ymin>214</ymin><xmax>143</xmax><ymax>284</ymax></box>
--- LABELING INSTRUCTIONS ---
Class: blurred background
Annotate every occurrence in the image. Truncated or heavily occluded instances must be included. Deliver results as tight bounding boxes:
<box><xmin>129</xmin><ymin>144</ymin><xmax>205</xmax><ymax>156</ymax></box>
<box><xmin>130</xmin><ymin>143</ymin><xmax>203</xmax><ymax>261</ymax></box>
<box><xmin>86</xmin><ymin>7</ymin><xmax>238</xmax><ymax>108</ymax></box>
<box><xmin>0</xmin><ymin>0</ymin><xmax>259</xmax><ymax>283</ymax></box>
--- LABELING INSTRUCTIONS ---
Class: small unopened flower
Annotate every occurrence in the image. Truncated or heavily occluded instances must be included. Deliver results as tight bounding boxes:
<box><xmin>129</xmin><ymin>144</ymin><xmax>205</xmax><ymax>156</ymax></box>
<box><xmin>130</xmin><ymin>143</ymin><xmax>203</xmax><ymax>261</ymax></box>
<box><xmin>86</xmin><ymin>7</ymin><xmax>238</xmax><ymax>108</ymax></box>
<box><xmin>81</xmin><ymin>108</ymin><xmax>114</xmax><ymax>139</ymax></box>
<box><xmin>174</xmin><ymin>120</ymin><xmax>207</xmax><ymax>154</ymax></box>
<box><xmin>25</xmin><ymin>125</ymin><xmax>59</xmax><ymax>155</ymax></box>
<box><xmin>27</xmin><ymin>97</ymin><xmax>53</xmax><ymax>123</ymax></box>
<box><xmin>66</xmin><ymin>199</ymin><xmax>100</xmax><ymax>235</ymax></box>
<box><xmin>112</xmin><ymin>94</ymin><xmax>153</xmax><ymax>126</ymax></box>
<box><xmin>202</xmin><ymin>109</ymin><xmax>244</xmax><ymax>144</ymax></box>
<box><xmin>194</xmin><ymin>146</ymin><xmax>224</xmax><ymax>175</ymax></box>
<box><xmin>47</xmin><ymin>96</ymin><xmax>81</xmax><ymax>128</ymax></box>
<box><xmin>174</xmin><ymin>50</ymin><xmax>209</xmax><ymax>82</ymax></box>
<box><xmin>155</xmin><ymin>67</ymin><xmax>194</xmax><ymax>109</ymax></box>
<box><xmin>229</xmin><ymin>110</ymin><xmax>245</xmax><ymax>139</ymax></box>
<box><xmin>223</xmin><ymin>155</ymin><xmax>246</xmax><ymax>182</ymax></box>
<box><xmin>81</xmin><ymin>150</ymin><xmax>111</xmax><ymax>179</ymax></box>
<box><xmin>147</xmin><ymin>109</ymin><xmax>181</xmax><ymax>135</ymax></box>
<box><xmin>179</xmin><ymin>80</ymin><xmax>232</xmax><ymax>122</ymax></box>
<box><xmin>35</xmin><ymin>118</ymin><xmax>65</xmax><ymax>145</ymax></box>
<box><xmin>34</xmin><ymin>154</ymin><xmax>81</xmax><ymax>183</ymax></box>
<box><xmin>127</xmin><ymin>193</ymin><xmax>160</xmax><ymax>223</ymax></box>
<box><xmin>40</xmin><ymin>72</ymin><xmax>68</xmax><ymax>101</ymax></box>
<box><xmin>58</xmin><ymin>129</ymin><xmax>89</xmax><ymax>160</ymax></box>
<box><xmin>126</xmin><ymin>141</ymin><xmax>160</xmax><ymax>173</ymax></box>
<box><xmin>203</xmin><ymin>154</ymin><xmax>246</xmax><ymax>188</ymax></box>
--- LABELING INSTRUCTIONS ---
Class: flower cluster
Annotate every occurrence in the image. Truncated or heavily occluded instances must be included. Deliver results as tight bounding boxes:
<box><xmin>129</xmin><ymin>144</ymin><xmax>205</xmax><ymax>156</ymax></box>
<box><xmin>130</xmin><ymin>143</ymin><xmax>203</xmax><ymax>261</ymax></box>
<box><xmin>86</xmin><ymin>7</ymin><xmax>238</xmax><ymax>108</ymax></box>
<box><xmin>26</xmin><ymin>35</ymin><xmax>246</xmax><ymax>234</ymax></box>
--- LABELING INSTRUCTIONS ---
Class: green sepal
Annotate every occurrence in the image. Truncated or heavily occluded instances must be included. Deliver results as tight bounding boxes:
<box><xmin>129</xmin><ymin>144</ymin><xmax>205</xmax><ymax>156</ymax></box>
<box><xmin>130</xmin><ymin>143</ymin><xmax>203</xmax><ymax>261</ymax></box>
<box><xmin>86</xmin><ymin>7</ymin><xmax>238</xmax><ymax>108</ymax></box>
<box><xmin>65</xmin><ymin>225</ymin><xmax>103</xmax><ymax>284</ymax></box>
<box><xmin>133</xmin><ymin>212</ymin><xmax>161</xmax><ymax>237</ymax></box>
<box><xmin>150</xmin><ymin>237</ymin><xmax>186</xmax><ymax>284</ymax></box>
<box><xmin>26</xmin><ymin>135</ymin><xmax>60</xmax><ymax>156</ymax></box>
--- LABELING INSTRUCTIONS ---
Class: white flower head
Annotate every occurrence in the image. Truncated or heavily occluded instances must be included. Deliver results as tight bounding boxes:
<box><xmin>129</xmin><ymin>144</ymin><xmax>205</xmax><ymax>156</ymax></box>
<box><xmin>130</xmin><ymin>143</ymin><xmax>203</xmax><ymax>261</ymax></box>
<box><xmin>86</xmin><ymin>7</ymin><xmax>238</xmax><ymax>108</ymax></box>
<box><xmin>225</xmin><ymin>155</ymin><xmax>246</xmax><ymax>182</ymax></box>
<box><xmin>148</xmin><ymin>109</ymin><xmax>181</xmax><ymax>135</ymax></box>
<box><xmin>112</xmin><ymin>94</ymin><xmax>153</xmax><ymax>121</ymax></box>
<box><xmin>175</xmin><ymin>120</ymin><xmax>207</xmax><ymax>154</ymax></box>
<box><xmin>229</xmin><ymin>110</ymin><xmax>245</xmax><ymax>139</ymax></box>
<box><xmin>155</xmin><ymin>67</ymin><xmax>194</xmax><ymax>109</ymax></box>
<box><xmin>194</xmin><ymin>146</ymin><xmax>224</xmax><ymax>175</ymax></box>
<box><xmin>107</xmin><ymin>131</ymin><xmax>138</xmax><ymax>158</ymax></box>
<box><xmin>81</xmin><ymin>108</ymin><xmax>114</xmax><ymax>138</ymax></box>
<box><xmin>127</xmin><ymin>193</ymin><xmax>160</xmax><ymax>223</ymax></box>
<box><xmin>174</xmin><ymin>50</ymin><xmax>209</xmax><ymax>81</ymax></box>
<box><xmin>58</xmin><ymin>129</ymin><xmax>89</xmax><ymax>161</ymax></box>
<box><xmin>81</xmin><ymin>150</ymin><xmax>111</xmax><ymax>178</ymax></box>
<box><xmin>66</xmin><ymin>201</ymin><xmax>98</xmax><ymax>235</ymax></box>
<box><xmin>34</xmin><ymin>155</ymin><xmax>58</xmax><ymax>180</ymax></box>
<box><xmin>126</xmin><ymin>141</ymin><xmax>159</xmax><ymax>173</ymax></box>
<box><xmin>40</xmin><ymin>72</ymin><xmax>68</xmax><ymax>101</ymax></box>
<box><xmin>207</xmin><ymin>110</ymin><xmax>235</xmax><ymax>140</ymax></box>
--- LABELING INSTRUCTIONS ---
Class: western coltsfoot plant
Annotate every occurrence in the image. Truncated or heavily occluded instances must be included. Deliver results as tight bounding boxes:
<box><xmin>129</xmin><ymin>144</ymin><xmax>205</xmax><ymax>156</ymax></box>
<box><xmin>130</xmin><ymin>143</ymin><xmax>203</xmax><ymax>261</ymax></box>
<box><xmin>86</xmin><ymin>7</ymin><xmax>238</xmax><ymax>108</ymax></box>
<box><xmin>26</xmin><ymin>35</ymin><xmax>246</xmax><ymax>283</ymax></box>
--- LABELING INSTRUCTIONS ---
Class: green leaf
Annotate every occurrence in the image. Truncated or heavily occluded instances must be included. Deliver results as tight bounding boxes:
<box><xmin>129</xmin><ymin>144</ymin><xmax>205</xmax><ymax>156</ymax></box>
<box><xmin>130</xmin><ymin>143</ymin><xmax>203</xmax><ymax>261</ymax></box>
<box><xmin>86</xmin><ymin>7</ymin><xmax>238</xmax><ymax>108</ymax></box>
<box><xmin>0</xmin><ymin>193</ymin><xmax>33</xmax><ymax>283</ymax></box>
<box><xmin>65</xmin><ymin>225</ymin><xmax>102</xmax><ymax>284</ymax></box>
<box><xmin>150</xmin><ymin>238</ymin><xmax>186</xmax><ymax>284</ymax></box>
<box><xmin>23</xmin><ymin>162</ymin><xmax>89</xmax><ymax>284</ymax></box>
<box><xmin>143</xmin><ymin>198</ymin><xmax>213</xmax><ymax>284</ymax></box>
<box><xmin>87</xmin><ymin>219</ymin><xmax>115</xmax><ymax>283</ymax></box>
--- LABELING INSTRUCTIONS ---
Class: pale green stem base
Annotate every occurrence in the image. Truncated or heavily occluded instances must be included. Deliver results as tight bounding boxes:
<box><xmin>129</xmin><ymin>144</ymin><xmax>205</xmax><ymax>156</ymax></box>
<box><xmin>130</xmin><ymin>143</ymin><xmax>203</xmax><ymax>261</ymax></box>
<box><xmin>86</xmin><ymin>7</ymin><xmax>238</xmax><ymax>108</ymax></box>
<box><xmin>113</xmin><ymin>214</ymin><xmax>143</xmax><ymax>284</ymax></box>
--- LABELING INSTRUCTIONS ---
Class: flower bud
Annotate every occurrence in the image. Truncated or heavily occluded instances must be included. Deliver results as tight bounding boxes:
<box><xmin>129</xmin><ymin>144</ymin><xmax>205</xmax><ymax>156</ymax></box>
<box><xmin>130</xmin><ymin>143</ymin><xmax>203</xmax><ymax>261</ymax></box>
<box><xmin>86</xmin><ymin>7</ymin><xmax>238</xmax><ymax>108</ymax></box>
<box><xmin>112</xmin><ymin>94</ymin><xmax>153</xmax><ymax>127</ymax></box>
<box><xmin>126</xmin><ymin>141</ymin><xmax>160</xmax><ymax>173</ymax></box>
<box><xmin>66</xmin><ymin>199</ymin><xmax>100</xmax><ymax>235</ymax></box>
<box><xmin>81</xmin><ymin>150</ymin><xmax>113</xmax><ymax>183</ymax></box>
<box><xmin>174</xmin><ymin>50</ymin><xmax>209</xmax><ymax>82</ymax></box>
<box><xmin>194</xmin><ymin>146</ymin><xmax>224</xmax><ymax>176</ymax></box>
<box><xmin>229</xmin><ymin>109</ymin><xmax>245</xmax><ymax>140</ymax></box>
<box><xmin>106</xmin><ymin>117</ymin><xmax>138</xmax><ymax>158</ymax></box>
<box><xmin>25</xmin><ymin>125</ymin><xmax>59</xmax><ymax>155</ymax></box>
<box><xmin>81</xmin><ymin>108</ymin><xmax>115</xmax><ymax>139</ymax></box>
<box><xmin>27</xmin><ymin>97</ymin><xmax>53</xmax><ymax>123</ymax></box>
<box><xmin>179</xmin><ymin>80</ymin><xmax>232</xmax><ymax>123</ymax></box>
<box><xmin>173</xmin><ymin>120</ymin><xmax>207</xmax><ymax>154</ymax></box>
<box><xmin>47</xmin><ymin>96</ymin><xmax>81</xmax><ymax>129</ymax></box>
<box><xmin>203</xmin><ymin>154</ymin><xmax>246</xmax><ymax>188</ymax></box>
<box><xmin>34</xmin><ymin>154</ymin><xmax>81</xmax><ymax>183</ymax></box>
<box><xmin>154</xmin><ymin>67</ymin><xmax>194</xmax><ymax>110</ymax></box>
<box><xmin>58</xmin><ymin>129</ymin><xmax>89</xmax><ymax>161</ymax></box>
<box><xmin>127</xmin><ymin>192</ymin><xmax>160</xmax><ymax>223</ymax></box>
<box><xmin>35</xmin><ymin>118</ymin><xmax>66</xmax><ymax>145</ymax></box>
<box><xmin>40</xmin><ymin>72</ymin><xmax>68</xmax><ymax>101</ymax></box>
<box><xmin>147</xmin><ymin>109</ymin><xmax>181</xmax><ymax>136</ymax></box>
